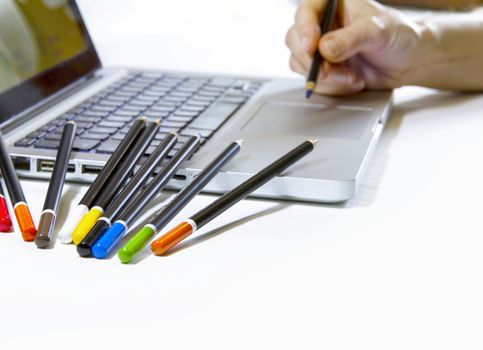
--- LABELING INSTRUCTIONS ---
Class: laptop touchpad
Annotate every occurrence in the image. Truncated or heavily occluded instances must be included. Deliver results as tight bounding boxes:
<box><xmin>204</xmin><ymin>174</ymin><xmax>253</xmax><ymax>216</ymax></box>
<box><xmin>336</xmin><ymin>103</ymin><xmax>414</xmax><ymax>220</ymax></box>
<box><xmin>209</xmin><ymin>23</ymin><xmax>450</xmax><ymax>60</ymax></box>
<box><xmin>242</xmin><ymin>101</ymin><xmax>373</xmax><ymax>140</ymax></box>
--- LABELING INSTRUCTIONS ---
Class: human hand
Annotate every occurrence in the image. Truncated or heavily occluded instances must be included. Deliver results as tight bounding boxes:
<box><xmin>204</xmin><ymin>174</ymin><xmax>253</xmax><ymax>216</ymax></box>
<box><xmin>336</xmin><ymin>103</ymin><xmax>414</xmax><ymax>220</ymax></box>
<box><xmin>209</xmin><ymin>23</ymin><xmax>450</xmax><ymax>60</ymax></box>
<box><xmin>285</xmin><ymin>0</ymin><xmax>436</xmax><ymax>95</ymax></box>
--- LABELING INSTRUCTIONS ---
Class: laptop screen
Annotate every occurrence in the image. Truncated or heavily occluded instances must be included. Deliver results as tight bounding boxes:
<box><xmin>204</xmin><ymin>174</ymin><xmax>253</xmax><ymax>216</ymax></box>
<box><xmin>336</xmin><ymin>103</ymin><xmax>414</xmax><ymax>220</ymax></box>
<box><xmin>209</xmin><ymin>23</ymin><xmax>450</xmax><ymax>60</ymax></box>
<box><xmin>0</xmin><ymin>0</ymin><xmax>101</xmax><ymax>127</ymax></box>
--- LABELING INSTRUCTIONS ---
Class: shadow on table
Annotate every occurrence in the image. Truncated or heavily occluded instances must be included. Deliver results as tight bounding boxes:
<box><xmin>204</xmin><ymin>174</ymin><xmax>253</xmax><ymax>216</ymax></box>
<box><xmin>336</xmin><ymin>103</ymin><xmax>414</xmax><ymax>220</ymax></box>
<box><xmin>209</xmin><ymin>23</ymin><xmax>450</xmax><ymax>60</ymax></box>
<box><xmin>130</xmin><ymin>202</ymin><xmax>289</xmax><ymax>263</ymax></box>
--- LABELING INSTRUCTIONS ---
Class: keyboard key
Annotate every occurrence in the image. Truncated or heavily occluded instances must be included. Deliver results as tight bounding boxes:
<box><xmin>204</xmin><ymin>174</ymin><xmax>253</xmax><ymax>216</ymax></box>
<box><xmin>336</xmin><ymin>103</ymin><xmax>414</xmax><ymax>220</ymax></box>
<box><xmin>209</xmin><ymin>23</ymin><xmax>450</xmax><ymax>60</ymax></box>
<box><xmin>209</xmin><ymin>78</ymin><xmax>235</xmax><ymax>87</ymax></box>
<box><xmin>82</xmin><ymin>110</ymin><xmax>110</xmax><ymax>118</ymax></box>
<box><xmin>173</xmin><ymin>110</ymin><xmax>200</xmax><ymax>118</ymax></box>
<box><xmin>98</xmin><ymin>121</ymin><xmax>125</xmax><ymax>129</ymax></box>
<box><xmin>144</xmin><ymin>111</ymin><xmax>170</xmax><ymax>119</ymax></box>
<box><xmin>121</xmin><ymin>104</ymin><xmax>146</xmax><ymax>112</ymax></box>
<box><xmin>99</xmin><ymin>99</ymin><xmax>125</xmax><ymax>107</ymax></box>
<box><xmin>166</xmin><ymin>115</ymin><xmax>193</xmax><ymax>123</ymax></box>
<box><xmin>75</xmin><ymin>121</ymin><xmax>94</xmax><ymax>129</ymax></box>
<box><xmin>128</xmin><ymin>99</ymin><xmax>154</xmax><ymax>107</ymax></box>
<box><xmin>105</xmin><ymin>116</ymin><xmax>132</xmax><ymax>123</ymax></box>
<box><xmin>75</xmin><ymin>116</ymin><xmax>101</xmax><ymax>124</ymax></box>
<box><xmin>73</xmin><ymin>139</ymin><xmax>100</xmax><ymax>152</ymax></box>
<box><xmin>44</xmin><ymin>133</ymin><xmax>63</xmax><ymax>141</ymax></box>
<box><xmin>112</xmin><ymin>110</ymin><xmax>140</xmax><ymax>118</ymax></box>
<box><xmin>26</xmin><ymin>131</ymin><xmax>46</xmax><ymax>139</ymax></box>
<box><xmin>192</xmin><ymin>94</ymin><xmax>217</xmax><ymax>102</ymax></box>
<box><xmin>169</xmin><ymin>91</ymin><xmax>192</xmax><ymax>98</ymax></box>
<box><xmin>188</xmin><ymin>102</ymin><xmax>239</xmax><ymax>131</ymax></box>
<box><xmin>197</xmin><ymin>90</ymin><xmax>222</xmax><ymax>98</ymax></box>
<box><xmin>90</xmin><ymin>105</ymin><xmax>117</xmax><ymax>113</ymax></box>
<box><xmin>180</xmin><ymin>105</ymin><xmax>206</xmax><ymax>112</ymax></box>
<box><xmin>14</xmin><ymin>138</ymin><xmax>36</xmax><ymax>147</ymax></box>
<box><xmin>80</xmin><ymin>133</ymin><xmax>110</xmax><ymax>141</ymax></box>
<box><xmin>96</xmin><ymin>140</ymin><xmax>121</xmax><ymax>154</ymax></box>
<box><xmin>160</xmin><ymin>120</ymin><xmax>187</xmax><ymax>128</ymax></box>
<box><xmin>144</xmin><ymin>146</ymin><xmax>157</xmax><ymax>156</ymax></box>
<box><xmin>112</xmin><ymin>133</ymin><xmax>127</xmax><ymax>140</ymax></box>
<box><xmin>149</xmin><ymin>105</ymin><xmax>176</xmax><ymax>112</ymax></box>
<box><xmin>34</xmin><ymin>140</ymin><xmax>60</xmax><ymax>149</ymax></box>
<box><xmin>164</xmin><ymin>96</ymin><xmax>188</xmax><ymax>103</ymax></box>
<box><xmin>90</xmin><ymin>126</ymin><xmax>117</xmax><ymax>135</ymax></box>
<box><xmin>185</xmin><ymin>99</ymin><xmax>212</xmax><ymax>107</ymax></box>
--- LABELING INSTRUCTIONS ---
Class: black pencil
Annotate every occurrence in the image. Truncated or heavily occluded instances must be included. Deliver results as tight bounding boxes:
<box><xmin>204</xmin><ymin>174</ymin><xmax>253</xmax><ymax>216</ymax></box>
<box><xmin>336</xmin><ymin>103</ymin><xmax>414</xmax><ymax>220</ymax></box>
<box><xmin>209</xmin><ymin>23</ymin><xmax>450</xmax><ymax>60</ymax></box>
<box><xmin>58</xmin><ymin>117</ymin><xmax>147</xmax><ymax>243</ymax></box>
<box><xmin>118</xmin><ymin>139</ymin><xmax>243</xmax><ymax>263</ymax></box>
<box><xmin>151</xmin><ymin>138</ymin><xmax>317</xmax><ymax>255</ymax></box>
<box><xmin>35</xmin><ymin>121</ymin><xmax>76</xmax><ymax>248</ymax></box>
<box><xmin>305</xmin><ymin>0</ymin><xmax>339</xmax><ymax>98</ymax></box>
<box><xmin>71</xmin><ymin>120</ymin><xmax>161</xmax><ymax>245</ymax></box>
<box><xmin>76</xmin><ymin>131</ymin><xmax>178</xmax><ymax>257</ymax></box>
<box><xmin>0</xmin><ymin>131</ymin><xmax>37</xmax><ymax>241</ymax></box>
<box><xmin>91</xmin><ymin>135</ymin><xmax>200</xmax><ymax>259</ymax></box>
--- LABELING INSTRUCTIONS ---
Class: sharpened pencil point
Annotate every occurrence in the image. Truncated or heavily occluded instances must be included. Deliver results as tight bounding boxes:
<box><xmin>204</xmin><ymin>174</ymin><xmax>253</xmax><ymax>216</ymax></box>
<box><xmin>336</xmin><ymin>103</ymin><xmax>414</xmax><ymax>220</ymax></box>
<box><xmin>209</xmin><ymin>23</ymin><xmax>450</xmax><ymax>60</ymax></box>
<box><xmin>235</xmin><ymin>139</ymin><xmax>243</xmax><ymax>146</ymax></box>
<box><xmin>305</xmin><ymin>81</ymin><xmax>316</xmax><ymax>99</ymax></box>
<box><xmin>309</xmin><ymin>138</ymin><xmax>319</xmax><ymax>146</ymax></box>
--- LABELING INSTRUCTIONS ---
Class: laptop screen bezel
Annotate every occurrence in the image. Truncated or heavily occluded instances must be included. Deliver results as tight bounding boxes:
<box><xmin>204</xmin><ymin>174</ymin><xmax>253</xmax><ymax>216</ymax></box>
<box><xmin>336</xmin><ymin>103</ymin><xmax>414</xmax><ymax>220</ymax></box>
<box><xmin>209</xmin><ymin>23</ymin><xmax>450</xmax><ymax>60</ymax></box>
<box><xmin>0</xmin><ymin>0</ymin><xmax>101</xmax><ymax>127</ymax></box>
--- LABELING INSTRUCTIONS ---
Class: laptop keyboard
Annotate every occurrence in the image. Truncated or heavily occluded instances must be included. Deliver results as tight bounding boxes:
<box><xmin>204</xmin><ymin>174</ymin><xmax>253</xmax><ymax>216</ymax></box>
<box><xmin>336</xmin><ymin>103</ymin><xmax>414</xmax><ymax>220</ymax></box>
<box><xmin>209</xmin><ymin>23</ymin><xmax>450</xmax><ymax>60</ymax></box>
<box><xmin>14</xmin><ymin>72</ymin><xmax>262</xmax><ymax>157</ymax></box>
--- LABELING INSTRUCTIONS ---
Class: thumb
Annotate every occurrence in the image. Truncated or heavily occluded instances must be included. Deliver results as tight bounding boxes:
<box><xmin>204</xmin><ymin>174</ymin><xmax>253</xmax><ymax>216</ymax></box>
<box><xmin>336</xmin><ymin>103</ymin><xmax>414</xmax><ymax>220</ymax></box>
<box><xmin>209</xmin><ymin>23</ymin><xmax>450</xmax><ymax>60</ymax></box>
<box><xmin>319</xmin><ymin>16</ymin><xmax>387</xmax><ymax>63</ymax></box>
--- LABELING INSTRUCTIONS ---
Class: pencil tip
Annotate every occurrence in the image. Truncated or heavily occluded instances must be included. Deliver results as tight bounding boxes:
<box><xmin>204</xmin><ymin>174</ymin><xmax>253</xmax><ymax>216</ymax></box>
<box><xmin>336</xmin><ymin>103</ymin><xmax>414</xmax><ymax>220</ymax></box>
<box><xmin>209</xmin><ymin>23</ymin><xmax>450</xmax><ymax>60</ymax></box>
<box><xmin>234</xmin><ymin>139</ymin><xmax>243</xmax><ymax>146</ymax></box>
<box><xmin>309</xmin><ymin>138</ymin><xmax>319</xmax><ymax>145</ymax></box>
<box><xmin>305</xmin><ymin>81</ymin><xmax>316</xmax><ymax>99</ymax></box>
<box><xmin>169</xmin><ymin>131</ymin><xmax>178</xmax><ymax>137</ymax></box>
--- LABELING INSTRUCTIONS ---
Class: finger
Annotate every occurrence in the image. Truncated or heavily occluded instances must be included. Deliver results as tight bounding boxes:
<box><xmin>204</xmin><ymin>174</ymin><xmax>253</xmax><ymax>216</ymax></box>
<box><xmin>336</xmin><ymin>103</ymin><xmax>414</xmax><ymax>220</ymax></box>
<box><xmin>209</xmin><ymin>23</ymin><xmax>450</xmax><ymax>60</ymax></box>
<box><xmin>289</xmin><ymin>55</ymin><xmax>307</xmax><ymax>76</ymax></box>
<box><xmin>319</xmin><ymin>16</ymin><xmax>388</xmax><ymax>63</ymax></box>
<box><xmin>285</xmin><ymin>26</ymin><xmax>312</xmax><ymax>70</ymax></box>
<box><xmin>294</xmin><ymin>2</ymin><xmax>324</xmax><ymax>55</ymax></box>
<box><xmin>314</xmin><ymin>63</ymin><xmax>366</xmax><ymax>96</ymax></box>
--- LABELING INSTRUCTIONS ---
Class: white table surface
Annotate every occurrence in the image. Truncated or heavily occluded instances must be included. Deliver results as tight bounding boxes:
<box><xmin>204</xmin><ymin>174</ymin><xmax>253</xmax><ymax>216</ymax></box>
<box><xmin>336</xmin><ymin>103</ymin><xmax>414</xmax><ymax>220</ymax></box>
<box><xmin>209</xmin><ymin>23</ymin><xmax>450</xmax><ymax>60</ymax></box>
<box><xmin>1</xmin><ymin>1</ymin><xmax>483</xmax><ymax>349</ymax></box>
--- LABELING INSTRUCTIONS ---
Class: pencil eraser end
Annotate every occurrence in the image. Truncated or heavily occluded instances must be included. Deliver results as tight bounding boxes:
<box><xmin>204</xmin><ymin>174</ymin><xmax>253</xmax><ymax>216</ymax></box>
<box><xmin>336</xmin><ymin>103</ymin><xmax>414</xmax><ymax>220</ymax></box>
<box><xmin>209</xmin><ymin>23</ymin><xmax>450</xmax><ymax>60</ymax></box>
<box><xmin>92</xmin><ymin>243</ymin><xmax>108</xmax><ymax>259</ymax></box>
<box><xmin>58</xmin><ymin>204</ymin><xmax>89</xmax><ymax>244</ymax></box>
<box><xmin>72</xmin><ymin>207</ymin><xmax>103</xmax><ymax>245</ymax></box>
<box><xmin>35</xmin><ymin>236</ymin><xmax>50</xmax><ymax>249</ymax></box>
<box><xmin>77</xmin><ymin>243</ymin><xmax>91</xmax><ymax>257</ymax></box>
<box><xmin>117</xmin><ymin>248</ymin><xmax>133</xmax><ymax>264</ymax></box>
<box><xmin>14</xmin><ymin>204</ymin><xmax>37</xmax><ymax>241</ymax></box>
<box><xmin>0</xmin><ymin>215</ymin><xmax>12</xmax><ymax>232</ymax></box>
<box><xmin>92</xmin><ymin>221</ymin><xmax>127</xmax><ymax>259</ymax></box>
<box><xmin>0</xmin><ymin>196</ymin><xmax>12</xmax><ymax>232</ymax></box>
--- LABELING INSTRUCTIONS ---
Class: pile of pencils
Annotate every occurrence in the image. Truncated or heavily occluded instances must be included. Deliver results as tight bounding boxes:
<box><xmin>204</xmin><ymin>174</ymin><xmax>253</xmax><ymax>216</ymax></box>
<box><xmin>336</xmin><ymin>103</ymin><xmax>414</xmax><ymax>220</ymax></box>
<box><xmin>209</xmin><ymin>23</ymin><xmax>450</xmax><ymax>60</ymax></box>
<box><xmin>0</xmin><ymin>117</ymin><xmax>316</xmax><ymax>263</ymax></box>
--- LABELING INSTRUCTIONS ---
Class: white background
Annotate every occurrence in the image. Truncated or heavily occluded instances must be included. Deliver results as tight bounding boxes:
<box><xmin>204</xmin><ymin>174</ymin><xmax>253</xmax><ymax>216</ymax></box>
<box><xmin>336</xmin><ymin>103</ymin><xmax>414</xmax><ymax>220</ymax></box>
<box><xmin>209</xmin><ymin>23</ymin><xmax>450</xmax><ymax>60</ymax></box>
<box><xmin>1</xmin><ymin>1</ymin><xmax>483</xmax><ymax>349</ymax></box>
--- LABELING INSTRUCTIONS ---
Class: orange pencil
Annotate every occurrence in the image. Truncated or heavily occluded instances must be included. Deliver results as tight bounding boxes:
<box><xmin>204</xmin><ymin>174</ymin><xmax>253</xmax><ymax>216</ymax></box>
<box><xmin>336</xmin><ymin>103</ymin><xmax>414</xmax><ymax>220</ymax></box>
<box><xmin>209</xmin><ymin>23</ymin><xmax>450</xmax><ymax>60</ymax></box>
<box><xmin>0</xmin><ymin>132</ymin><xmax>36</xmax><ymax>241</ymax></box>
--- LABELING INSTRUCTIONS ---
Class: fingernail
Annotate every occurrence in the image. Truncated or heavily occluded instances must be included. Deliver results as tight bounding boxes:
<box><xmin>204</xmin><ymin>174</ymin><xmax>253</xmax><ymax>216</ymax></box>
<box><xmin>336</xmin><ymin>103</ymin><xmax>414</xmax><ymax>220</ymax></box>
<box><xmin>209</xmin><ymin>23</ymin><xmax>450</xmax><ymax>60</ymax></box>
<box><xmin>302</xmin><ymin>36</ymin><xmax>309</xmax><ymax>53</ymax></box>
<box><xmin>324</xmin><ymin>38</ymin><xmax>343</xmax><ymax>57</ymax></box>
<box><xmin>330</xmin><ymin>72</ymin><xmax>352</xmax><ymax>84</ymax></box>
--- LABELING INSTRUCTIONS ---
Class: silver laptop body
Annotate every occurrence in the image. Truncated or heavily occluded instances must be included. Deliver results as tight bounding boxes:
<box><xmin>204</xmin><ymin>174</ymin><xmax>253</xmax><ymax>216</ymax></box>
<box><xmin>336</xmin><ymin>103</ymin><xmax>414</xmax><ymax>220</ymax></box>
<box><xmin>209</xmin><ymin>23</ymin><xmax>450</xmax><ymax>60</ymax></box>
<box><xmin>1</xmin><ymin>1</ymin><xmax>392</xmax><ymax>203</ymax></box>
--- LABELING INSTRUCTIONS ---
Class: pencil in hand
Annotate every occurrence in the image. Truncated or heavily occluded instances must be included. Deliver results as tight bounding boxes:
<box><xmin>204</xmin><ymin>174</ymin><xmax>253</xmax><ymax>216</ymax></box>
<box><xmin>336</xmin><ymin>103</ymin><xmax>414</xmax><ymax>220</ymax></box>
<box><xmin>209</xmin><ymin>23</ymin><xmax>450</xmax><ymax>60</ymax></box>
<box><xmin>305</xmin><ymin>0</ymin><xmax>339</xmax><ymax>98</ymax></box>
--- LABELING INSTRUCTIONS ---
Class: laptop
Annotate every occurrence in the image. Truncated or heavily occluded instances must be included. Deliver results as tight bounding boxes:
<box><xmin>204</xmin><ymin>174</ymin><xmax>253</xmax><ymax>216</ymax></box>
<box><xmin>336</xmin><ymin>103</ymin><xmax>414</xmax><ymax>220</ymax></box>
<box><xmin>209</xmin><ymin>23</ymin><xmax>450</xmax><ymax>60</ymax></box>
<box><xmin>0</xmin><ymin>0</ymin><xmax>392</xmax><ymax>203</ymax></box>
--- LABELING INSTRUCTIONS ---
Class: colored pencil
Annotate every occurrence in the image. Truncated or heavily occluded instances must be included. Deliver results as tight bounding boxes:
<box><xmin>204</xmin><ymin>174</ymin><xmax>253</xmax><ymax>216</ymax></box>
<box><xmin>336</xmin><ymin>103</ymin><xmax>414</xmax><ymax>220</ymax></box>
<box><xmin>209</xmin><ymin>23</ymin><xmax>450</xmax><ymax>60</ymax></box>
<box><xmin>305</xmin><ymin>0</ymin><xmax>338</xmax><ymax>98</ymax></box>
<box><xmin>118</xmin><ymin>139</ymin><xmax>242</xmax><ymax>263</ymax></box>
<box><xmin>91</xmin><ymin>135</ymin><xmax>200</xmax><ymax>259</ymax></box>
<box><xmin>58</xmin><ymin>117</ymin><xmax>147</xmax><ymax>243</ymax></box>
<box><xmin>76</xmin><ymin>132</ymin><xmax>178</xmax><ymax>256</ymax></box>
<box><xmin>151</xmin><ymin>139</ymin><xmax>317</xmax><ymax>256</ymax></box>
<box><xmin>35</xmin><ymin>122</ymin><xmax>76</xmax><ymax>248</ymax></box>
<box><xmin>0</xmin><ymin>131</ymin><xmax>36</xmax><ymax>241</ymax></box>
<box><xmin>0</xmin><ymin>180</ymin><xmax>13</xmax><ymax>233</ymax></box>
<box><xmin>71</xmin><ymin>120</ymin><xmax>160</xmax><ymax>245</ymax></box>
